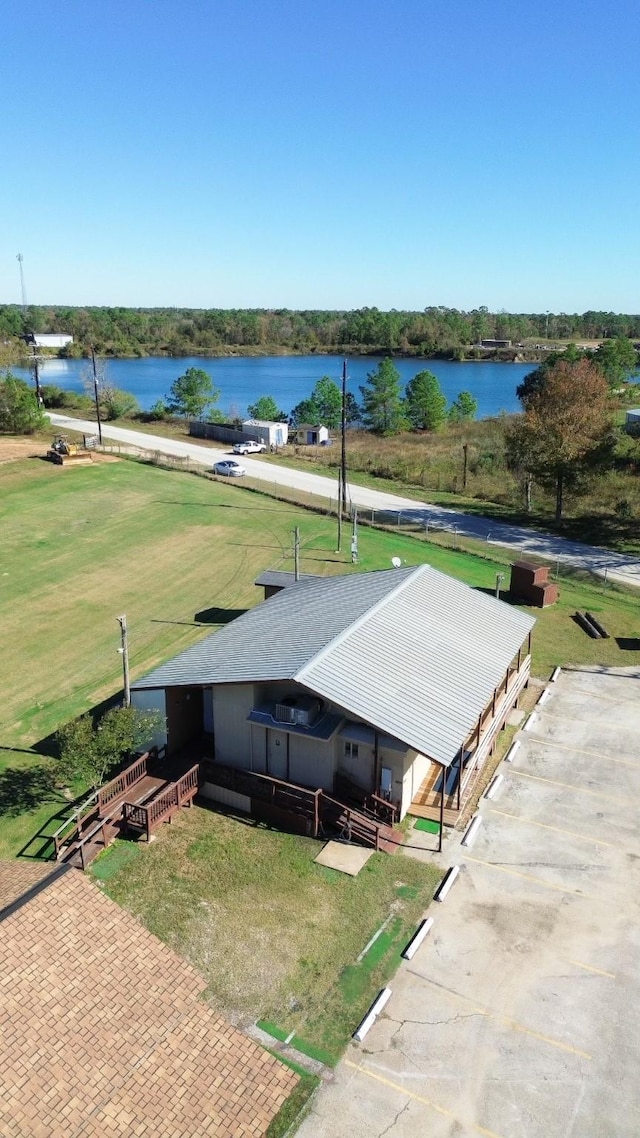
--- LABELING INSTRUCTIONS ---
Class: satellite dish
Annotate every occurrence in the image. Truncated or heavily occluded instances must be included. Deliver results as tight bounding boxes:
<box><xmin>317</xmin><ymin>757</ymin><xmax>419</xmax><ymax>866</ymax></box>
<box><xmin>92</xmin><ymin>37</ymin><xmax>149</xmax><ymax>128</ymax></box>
<box><xmin>391</xmin><ymin>556</ymin><xmax>402</xmax><ymax>568</ymax></box>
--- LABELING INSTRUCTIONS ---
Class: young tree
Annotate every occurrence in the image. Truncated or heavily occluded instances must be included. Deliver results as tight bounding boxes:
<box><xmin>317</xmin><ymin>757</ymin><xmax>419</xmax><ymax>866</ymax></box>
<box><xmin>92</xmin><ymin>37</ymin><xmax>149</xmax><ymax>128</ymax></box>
<box><xmin>593</xmin><ymin>337</ymin><xmax>638</xmax><ymax>387</ymax></box>
<box><xmin>404</xmin><ymin>370</ymin><xmax>447</xmax><ymax>430</ymax></box>
<box><xmin>0</xmin><ymin>374</ymin><xmax>47</xmax><ymax>434</ymax></box>
<box><xmin>506</xmin><ymin>358</ymin><xmax>614</xmax><ymax>521</ymax></box>
<box><xmin>99</xmin><ymin>385</ymin><xmax>140</xmax><ymax>420</ymax></box>
<box><xmin>359</xmin><ymin>358</ymin><xmax>405</xmax><ymax>435</ymax></box>
<box><xmin>310</xmin><ymin>376</ymin><xmax>342</xmax><ymax>428</ymax></box>
<box><xmin>449</xmin><ymin>391</ymin><xmax>478</xmax><ymax>423</ymax></box>
<box><xmin>246</xmin><ymin>394</ymin><xmax>287</xmax><ymax>421</ymax></box>
<box><xmin>56</xmin><ymin>706</ymin><xmax>162</xmax><ymax>790</ymax></box>
<box><xmin>166</xmin><ymin>367</ymin><xmax>219</xmax><ymax>419</ymax></box>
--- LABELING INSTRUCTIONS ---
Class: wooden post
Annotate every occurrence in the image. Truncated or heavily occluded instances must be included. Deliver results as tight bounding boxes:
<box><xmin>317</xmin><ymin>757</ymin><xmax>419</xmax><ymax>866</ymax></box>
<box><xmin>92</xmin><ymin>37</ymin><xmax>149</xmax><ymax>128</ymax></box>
<box><xmin>438</xmin><ymin>774</ymin><xmax>445</xmax><ymax>853</ymax></box>
<box><xmin>527</xmin><ymin>631</ymin><xmax>532</xmax><ymax>655</ymax></box>
<box><xmin>457</xmin><ymin>748</ymin><xmax>463</xmax><ymax>810</ymax></box>
<box><xmin>517</xmin><ymin>647</ymin><xmax>521</xmax><ymax>670</ymax></box>
<box><xmin>492</xmin><ymin>689</ymin><xmax>496</xmax><ymax>716</ymax></box>
<box><xmin>476</xmin><ymin>714</ymin><xmax>482</xmax><ymax>750</ymax></box>
<box><xmin>314</xmin><ymin>790</ymin><xmax>320</xmax><ymax>838</ymax></box>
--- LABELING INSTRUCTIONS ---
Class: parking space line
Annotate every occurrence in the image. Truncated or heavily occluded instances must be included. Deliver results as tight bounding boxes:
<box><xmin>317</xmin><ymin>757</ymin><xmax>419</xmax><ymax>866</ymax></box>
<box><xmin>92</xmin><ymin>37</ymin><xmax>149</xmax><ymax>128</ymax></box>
<box><xmin>461</xmin><ymin>853</ymin><xmax>598</xmax><ymax>901</ymax></box>
<box><xmin>527</xmin><ymin>735</ymin><xmax>640</xmax><ymax>769</ymax></box>
<box><xmin>488</xmin><ymin>808</ymin><xmax>614</xmax><ymax>848</ymax></box>
<box><xmin>403</xmin><ymin>970</ymin><xmax>592</xmax><ymax>1059</ymax></box>
<box><xmin>509</xmin><ymin>768</ymin><xmax>630</xmax><ymax>805</ymax></box>
<box><xmin>569</xmin><ymin>960</ymin><xmax>616</xmax><ymax>979</ymax></box>
<box><xmin>344</xmin><ymin>1059</ymin><xmax>508</xmax><ymax>1138</ymax></box>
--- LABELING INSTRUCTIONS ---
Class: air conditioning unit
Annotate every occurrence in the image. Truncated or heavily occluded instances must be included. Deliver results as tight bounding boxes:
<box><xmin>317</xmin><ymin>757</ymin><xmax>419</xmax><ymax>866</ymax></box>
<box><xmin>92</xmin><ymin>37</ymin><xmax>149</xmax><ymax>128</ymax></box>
<box><xmin>274</xmin><ymin>696</ymin><xmax>321</xmax><ymax>727</ymax></box>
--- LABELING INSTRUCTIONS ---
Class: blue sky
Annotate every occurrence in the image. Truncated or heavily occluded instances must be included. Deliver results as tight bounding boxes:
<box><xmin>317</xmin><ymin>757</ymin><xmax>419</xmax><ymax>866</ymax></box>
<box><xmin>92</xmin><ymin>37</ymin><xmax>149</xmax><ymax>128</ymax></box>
<box><xmin>2</xmin><ymin>0</ymin><xmax>639</xmax><ymax>311</ymax></box>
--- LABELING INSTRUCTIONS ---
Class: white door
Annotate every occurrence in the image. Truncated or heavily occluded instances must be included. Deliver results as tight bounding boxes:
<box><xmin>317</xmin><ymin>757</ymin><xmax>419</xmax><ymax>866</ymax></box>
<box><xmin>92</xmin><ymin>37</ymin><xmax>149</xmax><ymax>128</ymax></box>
<box><xmin>267</xmin><ymin>729</ymin><xmax>288</xmax><ymax>779</ymax></box>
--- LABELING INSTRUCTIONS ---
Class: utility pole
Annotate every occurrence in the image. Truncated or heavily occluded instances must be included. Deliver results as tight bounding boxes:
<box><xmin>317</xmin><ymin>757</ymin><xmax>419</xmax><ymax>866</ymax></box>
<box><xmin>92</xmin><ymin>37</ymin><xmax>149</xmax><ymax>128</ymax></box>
<box><xmin>351</xmin><ymin>508</ymin><xmax>359</xmax><ymax>563</ymax></box>
<box><xmin>336</xmin><ymin>358</ymin><xmax>348</xmax><ymax>552</ymax></box>
<box><xmin>91</xmin><ymin>346</ymin><xmax>103</xmax><ymax>444</ymax></box>
<box><xmin>462</xmin><ymin>443</ymin><xmax>468</xmax><ymax>491</ymax></box>
<box><xmin>117</xmin><ymin>615</ymin><xmax>131</xmax><ymax>707</ymax></box>
<box><xmin>16</xmin><ymin>254</ymin><xmax>42</xmax><ymax>405</ymax></box>
<box><xmin>341</xmin><ymin>358</ymin><xmax>348</xmax><ymax>520</ymax></box>
<box><xmin>293</xmin><ymin>525</ymin><xmax>300</xmax><ymax>581</ymax></box>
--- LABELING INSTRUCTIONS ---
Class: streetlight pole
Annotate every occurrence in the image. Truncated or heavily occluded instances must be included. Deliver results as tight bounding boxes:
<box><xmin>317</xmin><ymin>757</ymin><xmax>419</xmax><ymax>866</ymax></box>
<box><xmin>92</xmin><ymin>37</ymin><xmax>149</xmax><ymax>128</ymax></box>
<box><xmin>117</xmin><ymin>615</ymin><xmax>131</xmax><ymax>707</ymax></box>
<box><xmin>91</xmin><ymin>346</ymin><xmax>103</xmax><ymax>445</ymax></box>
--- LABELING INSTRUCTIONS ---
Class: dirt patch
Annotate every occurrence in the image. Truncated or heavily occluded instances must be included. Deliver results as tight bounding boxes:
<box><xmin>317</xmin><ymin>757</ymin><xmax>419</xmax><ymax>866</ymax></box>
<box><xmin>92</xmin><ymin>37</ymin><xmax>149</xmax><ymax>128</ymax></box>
<box><xmin>0</xmin><ymin>437</ymin><xmax>42</xmax><ymax>463</ymax></box>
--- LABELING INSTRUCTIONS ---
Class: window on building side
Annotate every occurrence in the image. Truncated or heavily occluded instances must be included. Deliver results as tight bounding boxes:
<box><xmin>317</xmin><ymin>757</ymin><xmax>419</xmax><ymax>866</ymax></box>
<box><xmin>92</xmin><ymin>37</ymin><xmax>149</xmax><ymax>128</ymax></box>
<box><xmin>344</xmin><ymin>742</ymin><xmax>359</xmax><ymax>759</ymax></box>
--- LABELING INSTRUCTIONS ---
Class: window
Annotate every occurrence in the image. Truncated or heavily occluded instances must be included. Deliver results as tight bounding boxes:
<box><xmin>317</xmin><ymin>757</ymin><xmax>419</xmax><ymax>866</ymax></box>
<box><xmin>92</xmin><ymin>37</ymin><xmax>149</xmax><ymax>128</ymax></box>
<box><xmin>344</xmin><ymin>742</ymin><xmax>359</xmax><ymax>759</ymax></box>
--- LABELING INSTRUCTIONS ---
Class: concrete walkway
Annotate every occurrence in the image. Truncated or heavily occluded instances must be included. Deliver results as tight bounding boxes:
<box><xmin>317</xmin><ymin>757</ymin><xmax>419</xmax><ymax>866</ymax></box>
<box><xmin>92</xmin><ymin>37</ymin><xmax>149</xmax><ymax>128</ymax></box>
<box><xmin>49</xmin><ymin>413</ymin><xmax>640</xmax><ymax>589</ymax></box>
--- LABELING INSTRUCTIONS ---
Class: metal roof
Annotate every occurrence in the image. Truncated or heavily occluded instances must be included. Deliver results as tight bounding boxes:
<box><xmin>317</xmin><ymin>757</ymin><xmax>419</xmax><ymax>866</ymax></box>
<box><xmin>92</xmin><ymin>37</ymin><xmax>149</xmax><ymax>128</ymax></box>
<box><xmin>254</xmin><ymin>570</ymin><xmax>320</xmax><ymax>588</ymax></box>
<box><xmin>297</xmin><ymin>568</ymin><xmax>534</xmax><ymax>767</ymax></box>
<box><xmin>133</xmin><ymin>565</ymin><xmax>535</xmax><ymax>767</ymax></box>
<box><xmin>133</xmin><ymin>567</ymin><xmax>417</xmax><ymax>690</ymax></box>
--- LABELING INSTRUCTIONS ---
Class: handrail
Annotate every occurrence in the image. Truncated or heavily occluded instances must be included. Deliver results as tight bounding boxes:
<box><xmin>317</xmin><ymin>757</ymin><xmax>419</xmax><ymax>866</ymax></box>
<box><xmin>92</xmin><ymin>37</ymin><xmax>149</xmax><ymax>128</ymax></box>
<box><xmin>98</xmin><ymin>752</ymin><xmax>150</xmax><ymax>811</ymax></box>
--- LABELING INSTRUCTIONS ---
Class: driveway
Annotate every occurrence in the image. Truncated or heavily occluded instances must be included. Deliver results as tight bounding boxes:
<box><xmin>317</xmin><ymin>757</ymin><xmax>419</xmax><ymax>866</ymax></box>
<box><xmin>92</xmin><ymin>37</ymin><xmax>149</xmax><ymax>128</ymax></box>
<box><xmin>299</xmin><ymin>666</ymin><xmax>640</xmax><ymax>1138</ymax></box>
<box><xmin>48</xmin><ymin>413</ymin><xmax>640</xmax><ymax>589</ymax></box>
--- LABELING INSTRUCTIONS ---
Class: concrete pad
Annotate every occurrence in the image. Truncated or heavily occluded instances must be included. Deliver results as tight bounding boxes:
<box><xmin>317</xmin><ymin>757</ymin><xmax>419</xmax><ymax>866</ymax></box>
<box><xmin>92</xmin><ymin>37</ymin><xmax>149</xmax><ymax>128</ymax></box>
<box><xmin>299</xmin><ymin>668</ymin><xmax>640</xmax><ymax>1138</ymax></box>
<box><xmin>506</xmin><ymin>707</ymin><xmax>526</xmax><ymax>726</ymax></box>
<box><xmin>314</xmin><ymin>840</ymin><xmax>374</xmax><ymax>876</ymax></box>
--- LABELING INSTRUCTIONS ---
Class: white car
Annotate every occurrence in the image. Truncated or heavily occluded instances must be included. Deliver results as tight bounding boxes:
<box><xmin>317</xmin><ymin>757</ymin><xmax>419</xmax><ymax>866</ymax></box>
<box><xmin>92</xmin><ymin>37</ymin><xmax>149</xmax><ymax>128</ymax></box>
<box><xmin>213</xmin><ymin>460</ymin><xmax>246</xmax><ymax>477</ymax></box>
<box><xmin>232</xmin><ymin>440</ymin><xmax>267</xmax><ymax>455</ymax></box>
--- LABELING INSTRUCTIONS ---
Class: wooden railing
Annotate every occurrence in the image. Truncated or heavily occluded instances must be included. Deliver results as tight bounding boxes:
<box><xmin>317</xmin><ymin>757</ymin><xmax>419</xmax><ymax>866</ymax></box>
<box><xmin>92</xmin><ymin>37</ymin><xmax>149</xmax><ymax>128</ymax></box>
<box><xmin>334</xmin><ymin>772</ymin><xmax>399</xmax><ymax>827</ymax></box>
<box><xmin>203</xmin><ymin>761</ymin><xmax>391</xmax><ymax>850</ymax></box>
<box><xmin>98</xmin><ymin>752</ymin><xmax>150</xmax><ymax>811</ymax></box>
<box><xmin>123</xmin><ymin>764</ymin><xmax>200</xmax><ymax>840</ymax></box>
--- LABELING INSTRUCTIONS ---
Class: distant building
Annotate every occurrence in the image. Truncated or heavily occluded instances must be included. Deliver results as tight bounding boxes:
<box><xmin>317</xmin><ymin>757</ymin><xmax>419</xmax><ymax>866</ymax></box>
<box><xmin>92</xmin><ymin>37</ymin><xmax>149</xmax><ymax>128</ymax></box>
<box><xmin>242</xmin><ymin>419</ymin><xmax>289</xmax><ymax>447</ymax></box>
<box><xmin>480</xmin><ymin>338</ymin><xmax>512</xmax><ymax>349</ymax></box>
<box><xmin>625</xmin><ymin>408</ymin><xmax>640</xmax><ymax>434</ymax></box>
<box><xmin>293</xmin><ymin>424</ymin><xmax>329</xmax><ymax>446</ymax></box>
<box><xmin>25</xmin><ymin>333</ymin><xmax>73</xmax><ymax>350</ymax></box>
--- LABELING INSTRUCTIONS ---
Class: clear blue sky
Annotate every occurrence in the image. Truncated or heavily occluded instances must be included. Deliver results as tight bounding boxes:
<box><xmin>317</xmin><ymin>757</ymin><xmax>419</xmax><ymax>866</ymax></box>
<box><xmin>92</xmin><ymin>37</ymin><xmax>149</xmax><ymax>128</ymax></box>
<box><xmin>2</xmin><ymin>0</ymin><xmax>639</xmax><ymax>312</ymax></box>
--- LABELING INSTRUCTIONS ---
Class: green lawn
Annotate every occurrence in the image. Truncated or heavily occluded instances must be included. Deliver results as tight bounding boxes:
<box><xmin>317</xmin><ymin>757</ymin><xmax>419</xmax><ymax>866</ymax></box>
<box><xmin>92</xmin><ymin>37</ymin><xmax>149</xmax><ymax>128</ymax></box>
<box><xmin>1</xmin><ymin>453</ymin><xmax>639</xmax><ymax>858</ymax></box>
<box><xmin>91</xmin><ymin>806</ymin><xmax>441</xmax><ymax>1065</ymax></box>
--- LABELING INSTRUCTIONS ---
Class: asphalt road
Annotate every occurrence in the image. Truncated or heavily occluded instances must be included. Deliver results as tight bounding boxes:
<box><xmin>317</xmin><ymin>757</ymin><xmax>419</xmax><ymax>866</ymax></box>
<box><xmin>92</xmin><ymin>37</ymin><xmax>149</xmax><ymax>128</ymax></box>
<box><xmin>48</xmin><ymin>413</ymin><xmax>640</xmax><ymax>589</ymax></box>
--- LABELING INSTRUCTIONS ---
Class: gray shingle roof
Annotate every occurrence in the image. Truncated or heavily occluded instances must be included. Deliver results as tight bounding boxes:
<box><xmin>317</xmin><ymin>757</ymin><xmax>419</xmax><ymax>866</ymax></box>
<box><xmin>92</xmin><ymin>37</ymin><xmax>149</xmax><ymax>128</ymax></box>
<box><xmin>133</xmin><ymin>567</ymin><xmax>417</xmax><ymax>690</ymax></box>
<box><xmin>133</xmin><ymin>565</ymin><xmax>535</xmax><ymax>767</ymax></box>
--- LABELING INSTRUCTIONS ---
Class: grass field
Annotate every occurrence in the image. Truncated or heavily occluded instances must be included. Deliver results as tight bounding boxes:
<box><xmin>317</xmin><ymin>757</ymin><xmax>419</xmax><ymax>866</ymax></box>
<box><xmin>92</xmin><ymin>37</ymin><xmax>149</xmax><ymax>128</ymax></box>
<box><xmin>1</xmin><ymin>451</ymin><xmax>639</xmax><ymax>860</ymax></box>
<box><xmin>91</xmin><ymin>806</ymin><xmax>441</xmax><ymax>1065</ymax></box>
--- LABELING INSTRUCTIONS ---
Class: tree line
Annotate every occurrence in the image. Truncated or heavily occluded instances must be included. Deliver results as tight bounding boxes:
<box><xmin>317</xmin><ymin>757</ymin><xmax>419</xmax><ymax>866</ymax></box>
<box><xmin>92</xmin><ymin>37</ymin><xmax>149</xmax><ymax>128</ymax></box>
<box><xmin>2</xmin><ymin>303</ymin><xmax>640</xmax><ymax>359</ymax></box>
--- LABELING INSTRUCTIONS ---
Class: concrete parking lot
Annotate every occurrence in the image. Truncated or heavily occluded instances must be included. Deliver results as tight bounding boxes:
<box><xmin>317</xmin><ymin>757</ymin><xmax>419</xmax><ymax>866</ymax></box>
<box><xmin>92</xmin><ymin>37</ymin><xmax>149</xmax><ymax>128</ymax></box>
<box><xmin>299</xmin><ymin>666</ymin><xmax>640</xmax><ymax>1137</ymax></box>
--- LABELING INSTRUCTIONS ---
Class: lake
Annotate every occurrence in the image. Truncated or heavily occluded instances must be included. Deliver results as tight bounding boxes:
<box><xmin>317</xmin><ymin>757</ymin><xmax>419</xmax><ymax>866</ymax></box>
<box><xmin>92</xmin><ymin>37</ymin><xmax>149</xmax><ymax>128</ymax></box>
<box><xmin>13</xmin><ymin>355</ymin><xmax>532</xmax><ymax>419</ymax></box>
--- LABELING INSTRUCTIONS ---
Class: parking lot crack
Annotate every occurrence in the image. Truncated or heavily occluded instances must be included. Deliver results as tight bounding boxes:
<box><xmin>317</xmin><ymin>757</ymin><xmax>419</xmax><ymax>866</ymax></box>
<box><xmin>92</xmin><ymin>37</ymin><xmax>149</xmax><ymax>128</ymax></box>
<box><xmin>379</xmin><ymin>1101</ymin><xmax>411</xmax><ymax>1137</ymax></box>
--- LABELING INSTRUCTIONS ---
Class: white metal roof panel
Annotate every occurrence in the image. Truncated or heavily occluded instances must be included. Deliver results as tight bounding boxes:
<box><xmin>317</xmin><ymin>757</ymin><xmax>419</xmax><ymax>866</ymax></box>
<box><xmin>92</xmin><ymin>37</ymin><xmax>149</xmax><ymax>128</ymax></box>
<box><xmin>297</xmin><ymin>566</ymin><xmax>534</xmax><ymax>767</ymax></box>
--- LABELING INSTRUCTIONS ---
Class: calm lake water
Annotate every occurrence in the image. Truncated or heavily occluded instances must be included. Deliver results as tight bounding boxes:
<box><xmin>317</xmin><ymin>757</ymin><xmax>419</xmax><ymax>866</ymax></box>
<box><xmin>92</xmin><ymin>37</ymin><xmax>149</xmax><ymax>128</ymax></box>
<box><xmin>14</xmin><ymin>355</ymin><xmax>532</xmax><ymax>418</ymax></box>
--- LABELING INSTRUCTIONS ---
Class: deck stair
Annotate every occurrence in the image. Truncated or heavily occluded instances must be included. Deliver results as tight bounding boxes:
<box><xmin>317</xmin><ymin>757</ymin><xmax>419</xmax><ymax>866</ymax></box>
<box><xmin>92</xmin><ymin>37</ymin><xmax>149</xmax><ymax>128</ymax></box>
<box><xmin>52</xmin><ymin>749</ymin><xmax>201</xmax><ymax>869</ymax></box>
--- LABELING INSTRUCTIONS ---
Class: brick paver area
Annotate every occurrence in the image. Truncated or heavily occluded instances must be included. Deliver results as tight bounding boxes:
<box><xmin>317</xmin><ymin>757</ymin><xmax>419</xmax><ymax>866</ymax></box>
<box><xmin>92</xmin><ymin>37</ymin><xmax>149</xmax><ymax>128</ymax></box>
<box><xmin>0</xmin><ymin>865</ymin><xmax>297</xmax><ymax>1137</ymax></box>
<box><xmin>0</xmin><ymin>861</ymin><xmax>56</xmax><ymax>912</ymax></box>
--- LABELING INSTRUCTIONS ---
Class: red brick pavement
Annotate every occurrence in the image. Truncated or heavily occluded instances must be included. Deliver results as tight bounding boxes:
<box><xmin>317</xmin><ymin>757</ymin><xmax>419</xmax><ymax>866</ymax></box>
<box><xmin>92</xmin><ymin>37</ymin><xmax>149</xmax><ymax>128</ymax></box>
<box><xmin>0</xmin><ymin>864</ymin><xmax>297</xmax><ymax>1137</ymax></box>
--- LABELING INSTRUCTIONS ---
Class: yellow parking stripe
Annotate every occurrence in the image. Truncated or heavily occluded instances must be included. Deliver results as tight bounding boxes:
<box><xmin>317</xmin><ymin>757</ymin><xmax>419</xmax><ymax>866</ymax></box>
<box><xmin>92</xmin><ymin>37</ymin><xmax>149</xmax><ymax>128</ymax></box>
<box><xmin>403</xmin><ymin>971</ymin><xmax>592</xmax><ymax>1060</ymax></box>
<box><xmin>489</xmin><ymin>808</ymin><xmax>614</xmax><ymax>848</ymax></box>
<box><xmin>509</xmin><ymin>768</ymin><xmax>629</xmax><ymax>805</ymax></box>
<box><xmin>527</xmin><ymin>735</ymin><xmax>640</xmax><ymax>769</ymax></box>
<box><xmin>462</xmin><ymin>853</ymin><xmax>597</xmax><ymax>901</ymax></box>
<box><xmin>569</xmin><ymin>960</ymin><xmax>616</xmax><ymax>979</ymax></box>
<box><xmin>345</xmin><ymin>1059</ymin><xmax>507</xmax><ymax>1138</ymax></box>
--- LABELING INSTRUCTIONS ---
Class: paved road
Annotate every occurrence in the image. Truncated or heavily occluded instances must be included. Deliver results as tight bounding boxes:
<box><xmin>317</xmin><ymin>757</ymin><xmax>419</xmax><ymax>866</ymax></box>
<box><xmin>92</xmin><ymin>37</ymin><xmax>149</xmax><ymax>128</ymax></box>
<box><xmin>298</xmin><ymin>667</ymin><xmax>640</xmax><ymax>1138</ymax></box>
<box><xmin>49</xmin><ymin>413</ymin><xmax>640</xmax><ymax>589</ymax></box>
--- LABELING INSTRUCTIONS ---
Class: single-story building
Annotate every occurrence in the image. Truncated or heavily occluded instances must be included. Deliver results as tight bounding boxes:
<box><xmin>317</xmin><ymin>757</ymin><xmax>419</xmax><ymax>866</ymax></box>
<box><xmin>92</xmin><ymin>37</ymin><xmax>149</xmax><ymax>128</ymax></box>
<box><xmin>132</xmin><ymin>566</ymin><xmax>535</xmax><ymax>836</ymax></box>
<box><xmin>254</xmin><ymin>569</ymin><xmax>320</xmax><ymax>599</ymax></box>
<box><xmin>625</xmin><ymin>408</ymin><xmax>640</xmax><ymax>435</ymax></box>
<box><xmin>242</xmin><ymin>418</ymin><xmax>289</xmax><ymax>447</ymax></box>
<box><xmin>24</xmin><ymin>332</ymin><xmax>73</xmax><ymax>349</ymax></box>
<box><xmin>293</xmin><ymin>424</ymin><xmax>330</xmax><ymax>446</ymax></box>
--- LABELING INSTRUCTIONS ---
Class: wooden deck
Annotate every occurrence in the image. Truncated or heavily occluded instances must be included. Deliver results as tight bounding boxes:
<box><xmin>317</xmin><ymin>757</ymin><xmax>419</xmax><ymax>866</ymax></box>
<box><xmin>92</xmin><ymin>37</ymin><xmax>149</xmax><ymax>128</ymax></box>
<box><xmin>53</xmin><ymin>749</ymin><xmax>201</xmax><ymax>868</ymax></box>
<box><xmin>408</xmin><ymin>654</ymin><xmax>531</xmax><ymax>826</ymax></box>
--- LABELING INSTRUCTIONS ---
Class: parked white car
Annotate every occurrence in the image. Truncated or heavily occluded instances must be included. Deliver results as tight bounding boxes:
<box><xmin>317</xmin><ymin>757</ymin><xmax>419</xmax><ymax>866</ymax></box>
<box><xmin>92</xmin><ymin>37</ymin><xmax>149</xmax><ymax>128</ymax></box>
<box><xmin>213</xmin><ymin>460</ymin><xmax>247</xmax><ymax>477</ymax></box>
<box><xmin>232</xmin><ymin>440</ymin><xmax>267</xmax><ymax>455</ymax></box>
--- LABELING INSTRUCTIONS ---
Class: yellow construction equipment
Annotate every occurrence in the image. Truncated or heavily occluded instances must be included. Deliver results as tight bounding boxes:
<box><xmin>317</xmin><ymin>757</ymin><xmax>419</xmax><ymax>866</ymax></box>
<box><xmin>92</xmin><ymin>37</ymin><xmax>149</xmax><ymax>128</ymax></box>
<box><xmin>46</xmin><ymin>434</ymin><xmax>94</xmax><ymax>466</ymax></box>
